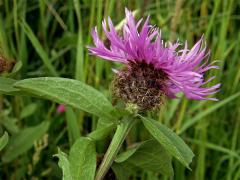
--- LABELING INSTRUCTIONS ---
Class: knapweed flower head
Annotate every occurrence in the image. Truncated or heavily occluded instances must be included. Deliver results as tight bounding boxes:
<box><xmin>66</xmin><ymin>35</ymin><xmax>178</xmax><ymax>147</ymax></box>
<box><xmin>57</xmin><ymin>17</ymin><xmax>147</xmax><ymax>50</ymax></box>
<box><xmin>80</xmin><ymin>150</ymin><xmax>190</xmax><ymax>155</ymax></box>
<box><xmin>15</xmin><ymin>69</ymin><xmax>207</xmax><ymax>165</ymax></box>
<box><xmin>88</xmin><ymin>8</ymin><xmax>220</xmax><ymax>111</ymax></box>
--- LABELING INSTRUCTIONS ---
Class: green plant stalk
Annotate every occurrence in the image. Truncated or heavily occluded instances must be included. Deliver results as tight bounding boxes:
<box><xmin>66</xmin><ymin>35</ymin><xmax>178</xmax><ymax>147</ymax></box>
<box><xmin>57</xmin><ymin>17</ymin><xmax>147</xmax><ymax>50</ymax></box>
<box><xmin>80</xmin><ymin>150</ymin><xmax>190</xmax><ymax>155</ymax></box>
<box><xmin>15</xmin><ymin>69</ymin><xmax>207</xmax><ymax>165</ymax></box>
<box><xmin>95</xmin><ymin>117</ymin><xmax>135</xmax><ymax>180</ymax></box>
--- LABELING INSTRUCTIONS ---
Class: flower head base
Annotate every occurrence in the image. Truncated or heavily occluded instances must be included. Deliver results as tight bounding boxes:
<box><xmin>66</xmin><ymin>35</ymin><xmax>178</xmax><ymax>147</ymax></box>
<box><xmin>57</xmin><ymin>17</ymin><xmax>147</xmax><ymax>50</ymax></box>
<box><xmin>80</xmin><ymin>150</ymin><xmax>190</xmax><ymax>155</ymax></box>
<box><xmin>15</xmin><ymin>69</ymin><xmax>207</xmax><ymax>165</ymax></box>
<box><xmin>112</xmin><ymin>61</ymin><xmax>167</xmax><ymax>111</ymax></box>
<box><xmin>88</xmin><ymin>8</ymin><xmax>220</xmax><ymax>111</ymax></box>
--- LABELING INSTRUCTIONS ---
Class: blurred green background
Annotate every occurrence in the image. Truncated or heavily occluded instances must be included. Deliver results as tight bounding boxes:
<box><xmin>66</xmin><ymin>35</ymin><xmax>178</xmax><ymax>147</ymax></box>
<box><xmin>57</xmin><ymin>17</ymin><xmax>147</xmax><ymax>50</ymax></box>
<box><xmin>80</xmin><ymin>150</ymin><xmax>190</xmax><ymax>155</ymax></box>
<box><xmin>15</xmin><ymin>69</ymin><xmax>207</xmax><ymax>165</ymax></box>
<box><xmin>0</xmin><ymin>0</ymin><xmax>240</xmax><ymax>179</ymax></box>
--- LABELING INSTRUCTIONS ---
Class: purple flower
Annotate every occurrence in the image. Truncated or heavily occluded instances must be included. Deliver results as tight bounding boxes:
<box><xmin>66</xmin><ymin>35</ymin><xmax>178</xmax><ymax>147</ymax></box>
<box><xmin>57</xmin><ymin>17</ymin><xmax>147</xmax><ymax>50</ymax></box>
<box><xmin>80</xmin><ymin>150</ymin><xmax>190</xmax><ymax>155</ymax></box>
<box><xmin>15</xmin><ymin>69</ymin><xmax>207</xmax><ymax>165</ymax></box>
<box><xmin>88</xmin><ymin>8</ymin><xmax>220</xmax><ymax>110</ymax></box>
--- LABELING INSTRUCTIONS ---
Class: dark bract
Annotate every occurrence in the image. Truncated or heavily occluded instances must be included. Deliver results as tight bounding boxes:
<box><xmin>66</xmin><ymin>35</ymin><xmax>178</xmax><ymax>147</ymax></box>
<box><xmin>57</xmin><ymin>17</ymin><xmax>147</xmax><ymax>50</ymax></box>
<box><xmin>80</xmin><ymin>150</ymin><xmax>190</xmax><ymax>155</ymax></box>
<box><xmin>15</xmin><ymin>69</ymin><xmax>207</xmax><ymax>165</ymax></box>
<box><xmin>112</xmin><ymin>61</ymin><xmax>167</xmax><ymax>111</ymax></box>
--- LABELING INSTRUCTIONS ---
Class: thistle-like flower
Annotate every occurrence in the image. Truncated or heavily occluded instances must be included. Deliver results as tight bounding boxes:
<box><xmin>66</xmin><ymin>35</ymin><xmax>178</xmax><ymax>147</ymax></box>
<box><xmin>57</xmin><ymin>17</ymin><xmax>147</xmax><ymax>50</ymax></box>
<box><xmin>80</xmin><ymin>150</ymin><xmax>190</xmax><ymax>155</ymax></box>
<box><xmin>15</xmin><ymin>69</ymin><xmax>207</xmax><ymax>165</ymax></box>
<box><xmin>88</xmin><ymin>8</ymin><xmax>220</xmax><ymax>111</ymax></box>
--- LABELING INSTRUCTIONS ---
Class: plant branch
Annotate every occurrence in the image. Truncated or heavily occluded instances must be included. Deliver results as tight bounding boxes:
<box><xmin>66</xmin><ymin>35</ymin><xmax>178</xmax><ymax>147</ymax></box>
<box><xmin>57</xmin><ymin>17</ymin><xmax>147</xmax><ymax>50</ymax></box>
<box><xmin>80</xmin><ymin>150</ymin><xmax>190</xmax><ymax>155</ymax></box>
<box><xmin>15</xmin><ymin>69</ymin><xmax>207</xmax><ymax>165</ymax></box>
<box><xmin>95</xmin><ymin>117</ymin><xmax>135</xmax><ymax>180</ymax></box>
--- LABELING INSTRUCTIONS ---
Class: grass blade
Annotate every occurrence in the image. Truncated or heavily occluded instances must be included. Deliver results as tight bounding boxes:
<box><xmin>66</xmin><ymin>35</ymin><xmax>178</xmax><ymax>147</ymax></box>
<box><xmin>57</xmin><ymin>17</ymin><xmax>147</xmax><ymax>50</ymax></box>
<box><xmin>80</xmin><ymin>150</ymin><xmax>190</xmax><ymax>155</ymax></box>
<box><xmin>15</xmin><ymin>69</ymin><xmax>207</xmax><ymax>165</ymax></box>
<box><xmin>20</xmin><ymin>20</ymin><xmax>58</xmax><ymax>76</ymax></box>
<box><xmin>179</xmin><ymin>92</ymin><xmax>240</xmax><ymax>134</ymax></box>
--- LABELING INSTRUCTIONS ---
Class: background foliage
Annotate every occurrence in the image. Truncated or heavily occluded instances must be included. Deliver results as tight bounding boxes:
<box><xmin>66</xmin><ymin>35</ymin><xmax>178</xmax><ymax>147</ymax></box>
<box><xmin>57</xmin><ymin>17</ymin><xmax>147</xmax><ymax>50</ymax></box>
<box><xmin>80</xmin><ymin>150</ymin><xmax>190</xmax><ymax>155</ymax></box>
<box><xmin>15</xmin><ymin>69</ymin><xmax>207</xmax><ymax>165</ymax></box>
<box><xmin>0</xmin><ymin>0</ymin><xmax>240</xmax><ymax>179</ymax></box>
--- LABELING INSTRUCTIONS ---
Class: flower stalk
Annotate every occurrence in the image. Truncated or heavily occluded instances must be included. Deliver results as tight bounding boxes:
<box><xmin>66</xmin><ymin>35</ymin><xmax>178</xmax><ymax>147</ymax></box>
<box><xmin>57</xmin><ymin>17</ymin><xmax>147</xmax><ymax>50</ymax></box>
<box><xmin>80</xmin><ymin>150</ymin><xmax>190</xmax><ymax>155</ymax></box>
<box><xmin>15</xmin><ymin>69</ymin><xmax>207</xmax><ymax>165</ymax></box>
<box><xmin>95</xmin><ymin>117</ymin><xmax>135</xmax><ymax>180</ymax></box>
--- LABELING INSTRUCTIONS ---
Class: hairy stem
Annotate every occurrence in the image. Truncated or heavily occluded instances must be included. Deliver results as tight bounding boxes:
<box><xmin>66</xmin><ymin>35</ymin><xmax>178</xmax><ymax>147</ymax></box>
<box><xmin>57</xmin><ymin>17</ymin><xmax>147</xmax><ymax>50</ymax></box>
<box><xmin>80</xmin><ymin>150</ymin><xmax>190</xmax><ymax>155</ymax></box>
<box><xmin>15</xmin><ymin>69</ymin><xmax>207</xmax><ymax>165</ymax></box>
<box><xmin>95</xmin><ymin>118</ymin><xmax>135</xmax><ymax>180</ymax></box>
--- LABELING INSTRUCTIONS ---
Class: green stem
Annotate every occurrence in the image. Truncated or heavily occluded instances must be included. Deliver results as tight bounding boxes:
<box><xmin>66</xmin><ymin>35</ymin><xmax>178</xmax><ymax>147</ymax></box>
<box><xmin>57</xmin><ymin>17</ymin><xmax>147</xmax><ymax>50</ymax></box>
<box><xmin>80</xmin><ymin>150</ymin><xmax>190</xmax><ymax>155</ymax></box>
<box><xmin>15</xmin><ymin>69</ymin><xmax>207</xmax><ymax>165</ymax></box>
<box><xmin>95</xmin><ymin>118</ymin><xmax>135</xmax><ymax>180</ymax></box>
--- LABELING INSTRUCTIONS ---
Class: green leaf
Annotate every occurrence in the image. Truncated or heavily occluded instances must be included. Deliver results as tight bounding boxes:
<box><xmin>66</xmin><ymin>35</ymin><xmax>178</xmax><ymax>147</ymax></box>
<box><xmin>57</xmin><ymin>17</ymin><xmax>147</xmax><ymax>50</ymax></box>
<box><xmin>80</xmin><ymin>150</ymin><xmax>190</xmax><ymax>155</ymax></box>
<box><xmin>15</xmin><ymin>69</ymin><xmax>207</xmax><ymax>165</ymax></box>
<box><xmin>140</xmin><ymin>116</ymin><xmax>194</xmax><ymax>168</ymax></box>
<box><xmin>115</xmin><ymin>144</ymin><xmax>140</xmax><ymax>163</ymax></box>
<box><xmin>112</xmin><ymin>163</ymin><xmax>131</xmax><ymax>180</ymax></box>
<box><xmin>115</xmin><ymin>139</ymin><xmax>173</xmax><ymax>176</ymax></box>
<box><xmin>14</xmin><ymin>77</ymin><xmax>114</xmax><ymax>118</ymax></box>
<box><xmin>2</xmin><ymin>121</ymin><xmax>49</xmax><ymax>162</ymax></box>
<box><xmin>97</xmin><ymin>117</ymin><xmax>116</xmax><ymax>129</ymax></box>
<box><xmin>88</xmin><ymin>123</ymin><xmax>115</xmax><ymax>141</ymax></box>
<box><xmin>69</xmin><ymin>137</ymin><xmax>96</xmax><ymax>180</ymax></box>
<box><xmin>7</xmin><ymin>60</ymin><xmax>23</xmax><ymax>77</ymax></box>
<box><xmin>0</xmin><ymin>77</ymin><xmax>37</xmax><ymax>97</ymax></box>
<box><xmin>1</xmin><ymin>117</ymin><xmax>19</xmax><ymax>134</ymax></box>
<box><xmin>54</xmin><ymin>148</ymin><xmax>73</xmax><ymax>180</ymax></box>
<box><xmin>0</xmin><ymin>77</ymin><xmax>20</xmax><ymax>95</ymax></box>
<box><xmin>66</xmin><ymin>106</ymin><xmax>81</xmax><ymax>144</ymax></box>
<box><xmin>20</xmin><ymin>103</ymin><xmax>37</xmax><ymax>119</ymax></box>
<box><xmin>0</xmin><ymin>132</ymin><xmax>9</xmax><ymax>151</ymax></box>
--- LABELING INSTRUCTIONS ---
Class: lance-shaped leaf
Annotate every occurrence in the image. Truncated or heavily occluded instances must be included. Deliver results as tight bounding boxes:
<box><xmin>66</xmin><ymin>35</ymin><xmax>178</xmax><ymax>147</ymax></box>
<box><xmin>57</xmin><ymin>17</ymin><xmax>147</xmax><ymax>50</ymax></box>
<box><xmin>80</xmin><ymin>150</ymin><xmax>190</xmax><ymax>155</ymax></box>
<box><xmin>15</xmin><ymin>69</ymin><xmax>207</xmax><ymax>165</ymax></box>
<box><xmin>69</xmin><ymin>137</ymin><xmax>96</xmax><ymax>180</ymax></box>
<box><xmin>115</xmin><ymin>139</ymin><xmax>173</xmax><ymax>176</ymax></box>
<box><xmin>88</xmin><ymin>123</ymin><xmax>115</xmax><ymax>141</ymax></box>
<box><xmin>54</xmin><ymin>148</ymin><xmax>73</xmax><ymax>180</ymax></box>
<box><xmin>0</xmin><ymin>77</ymin><xmax>34</xmax><ymax>97</ymax></box>
<box><xmin>14</xmin><ymin>77</ymin><xmax>114</xmax><ymax>118</ymax></box>
<box><xmin>0</xmin><ymin>77</ymin><xmax>20</xmax><ymax>95</ymax></box>
<box><xmin>2</xmin><ymin>121</ymin><xmax>49</xmax><ymax>162</ymax></box>
<box><xmin>140</xmin><ymin>116</ymin><xmax>194</xmax><ymax>168</ymax></box>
